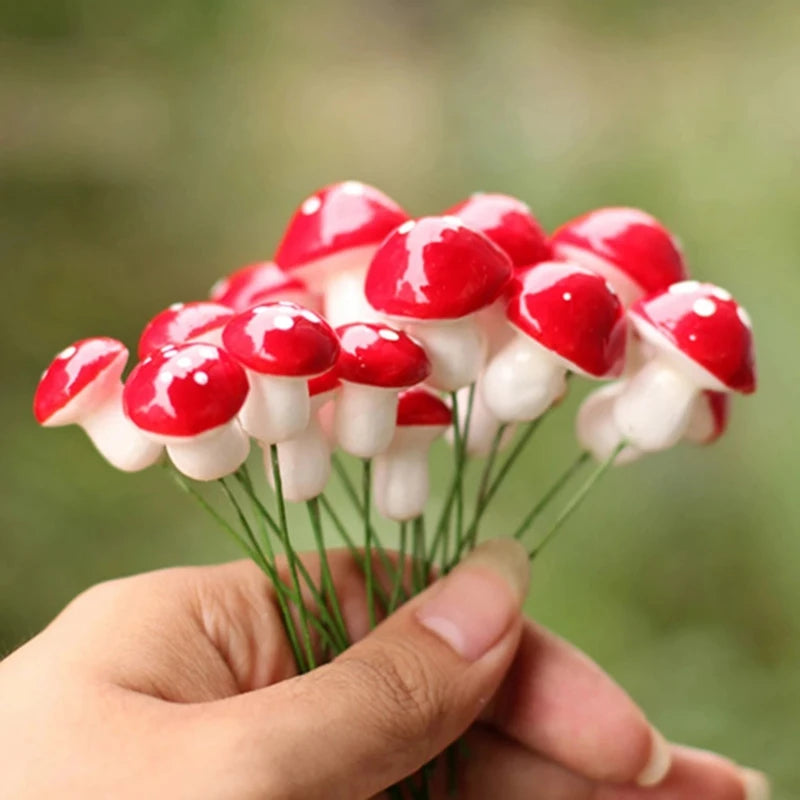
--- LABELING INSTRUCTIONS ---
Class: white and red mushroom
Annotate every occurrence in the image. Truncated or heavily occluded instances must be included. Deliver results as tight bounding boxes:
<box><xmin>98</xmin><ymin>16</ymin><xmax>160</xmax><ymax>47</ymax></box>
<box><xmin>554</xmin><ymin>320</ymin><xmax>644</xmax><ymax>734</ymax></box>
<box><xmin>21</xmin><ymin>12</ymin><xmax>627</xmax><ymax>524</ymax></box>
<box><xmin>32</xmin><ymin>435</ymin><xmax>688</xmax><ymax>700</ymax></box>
<box><xmin>365</xmin><ymin>216</ymin><xmax>513</xmax><ymax>392</ymax></box>
<box><xmin>612</xmin><ymin>281</ymin><xmax>755</xmax><ymax>451</ymax></box>
<box><xmin>373</xmin><ymin>388</ymin><xmax>452</xmax><ymax>521</ymax></box>
<box><xmin>34</xmin><ymin>338</ymin><xmax>163</xmax><ymax>472</ymax></box>
<box><xmin>123</xmin><ymin>343</ymin><xmax>250</xmax><ymax>481</ymax></box>
<box><xmin>137</xmin><ymin>301</ymin><xmax>234</xmax><ymax>359</ymax></box>
<box><xmin>210</xmin><ymin>261</ymin><xmax>319</xmax><ymax>313</ymax></box>
<box><xmin>267</xmin><ymin>368</ymin><xmax>341</xmax><ymax>503</ymax></box>
<box><xmin>222</xmin><ymin>302</ymin><xmax>339</xmax><ymax>446</ymax></box>
<box><xmin>274</xmin><ymin>181</ymin><xmax>409</xmax><ymax>327</ymax></box>
<box><xmin>482</xmin><ymin>261</ymin><xmax>627</xmax><ymax>423</ymax></box>
<box><xmin>333</xmin><ymin>322</ymin><xmax>431</xmax><ymax>458</ymax></box>
<box><xmin>551</xmin><ymin>207</ymin><xmax>688</xmax><ymax>307</ymax></box>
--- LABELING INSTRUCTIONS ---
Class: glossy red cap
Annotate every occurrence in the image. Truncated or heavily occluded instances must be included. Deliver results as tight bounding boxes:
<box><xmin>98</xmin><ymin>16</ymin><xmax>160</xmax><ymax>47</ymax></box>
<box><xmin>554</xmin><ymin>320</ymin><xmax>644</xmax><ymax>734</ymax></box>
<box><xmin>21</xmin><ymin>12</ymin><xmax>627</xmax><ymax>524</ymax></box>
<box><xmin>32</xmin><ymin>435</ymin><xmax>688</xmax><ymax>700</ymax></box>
<box><xmin>138</xmin><ymin>302</ymin><xmax>233</xmax><ymax>359</ymax></box>
<box><xmin>508</xmin><ymin>261</ymin><xmax>627</xmax><ymax>378</ymax></box>
<box><xmin>274</xmin><ymin>181</ymin><xmax>409</xmax><ymax>271</ymax></box>
<box><xmin>34</xmin><ymin>338</ymin><xmax>127</xmax><ymax>424</ymax></box>
<box><xmin>444</xmin><ymin>193</ymin><xmax>551</xmax><ymax>269</ymax></box>
<box><xmin>308</xmin><ymin>367</ymin><xmax>341</xmax><ymax>397</ymax></box>
<box><xmin>551</xmin><ymin>207</ymin><xmax>688</xmax><ymax>296</ymax></box>
<box><xmin>365</xmin><ymin>216</ymin><xmax>514</xmax><ymax>319</ymax></box>
<box><xmin>210</xmin><ymin>262</ymin><xmax>311</xmax><ymax>312</ymax></box>
<box><xmin>396</xmin><ymin>388</ymin><xmax>452</xmax><ymax>427</ymax></box>
<box><xmin>222</xmin><ymin>302</ymin><xmax>339</xmax><ymax>377</ymax></box>
<box><xmin>123</xmin><ymin>343</ymin><xmax>248</xmax><ymax>437</ymax></box>
<box><xmin>630</xmin><ymin>281</ymin><xmax>756</xmax><ymax>393</ymax></box>
<box><xmin>335</xmin><ymin>323</ymin><xmax>431</xmax><ymax>388</ymax></box>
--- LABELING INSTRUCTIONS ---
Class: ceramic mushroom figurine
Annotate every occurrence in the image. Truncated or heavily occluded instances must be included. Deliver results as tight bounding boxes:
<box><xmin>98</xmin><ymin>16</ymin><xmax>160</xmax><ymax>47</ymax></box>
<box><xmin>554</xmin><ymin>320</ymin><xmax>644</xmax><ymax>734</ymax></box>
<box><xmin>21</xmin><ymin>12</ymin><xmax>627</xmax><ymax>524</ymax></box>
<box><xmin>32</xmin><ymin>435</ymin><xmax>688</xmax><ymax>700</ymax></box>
<box><xmin>222</xmin><ymin>302</ymin><xmax>340</xmax><ymax>445</ymax></box>
<box><xmin>373</xmin><ymin>388</ymin><xmax>452</xmax><ymax>521</ymax></box>
<box><xmin>612</xmin><ymin>281</ymin><xmax>755</xmax><ymax>451</ymax></box>
<box><xmin>210</xmin><ymin>261</ymin><xmax>319</xmax><ymax>313</ymax></box>
<box><xmin>685</xmin><ymin>391</ymin><xmax>730</xmax><ymax>445</ymax></box>
<box><xmin>267</xmin><ymin>368</ymin><xmax>340</xmax><ymax>503</ymax></box>
<box><xmin>34</xmin><ymin>337</ymin><xmax>163</xmax><ymax>472</ymax></box>
<box><xmin>137</xmin><ymin>301</ymin><xmax>234</xmax><ymax>359</ymax></box>
<box><xmin>274</xmin><ymin>181</ymin><xmax>409</xmax><ymax>327</ymax></box>
<box><xmin>334</xmin><ymin>322</ymin><xmax>431</xmax><ymax>458</ymax></box>
<box><xmin>482</xmin><ymin>261</ymin><xmax>627</xmax><ymax>423</ymax></box>
<box><xmin>123</xmin><ymin>342</ymin><xmax>250</xmax><ymax>481</ymax></box>
<box><xmin>365</xmin><ymin>216</ymin><xmax>513</xmax><ymax>392</ymax></box>
<box><xmin>551</xmin><ymin>207</ymin><xmax>688</xmax><ymax>308</ymax></box>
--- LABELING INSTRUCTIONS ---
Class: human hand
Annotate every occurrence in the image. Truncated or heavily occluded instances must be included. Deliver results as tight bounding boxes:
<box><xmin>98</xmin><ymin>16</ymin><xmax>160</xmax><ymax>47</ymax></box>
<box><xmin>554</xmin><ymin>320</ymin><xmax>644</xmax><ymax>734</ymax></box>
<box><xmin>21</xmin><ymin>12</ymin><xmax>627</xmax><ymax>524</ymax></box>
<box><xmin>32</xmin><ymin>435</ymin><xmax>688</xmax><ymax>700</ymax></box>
<box><xmin>0</xmin><ymin>539</ymin><xmax>768</xmax><ymax>799</ymax></box>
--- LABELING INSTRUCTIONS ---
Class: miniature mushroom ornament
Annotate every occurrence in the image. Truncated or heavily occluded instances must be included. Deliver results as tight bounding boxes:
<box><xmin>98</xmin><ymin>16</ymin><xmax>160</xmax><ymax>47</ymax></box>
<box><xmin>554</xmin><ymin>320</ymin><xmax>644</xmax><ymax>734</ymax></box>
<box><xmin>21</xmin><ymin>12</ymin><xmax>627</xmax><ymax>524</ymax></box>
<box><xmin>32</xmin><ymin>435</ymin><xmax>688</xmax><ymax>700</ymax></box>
<box><xmin>365</xmin><ymin>216</ymin><xmax>513</xmax><ymax>392</ymax></box>
<box><xmin>210</xmin><ymin>261</ymin><xmax>320</xmax><ymax>313</ymax></box>
<box><xmin>334</xmin><ymin>322</ymin><xmax>431</xmax><ymax>459</ymax></box>
<box><xmin>482</xmin><ymin>261</ymin><xmax>627</xmax><ymax>423</ymax></box>
<box><xmin>123</xmin><ymin>343</ymin><xmax>250</xmax><ymax>481</ymax></box>
<box><xmin>137</xmin><ymin>301</ymin><xmax>234</xmax><ymax>359</ymax></box>
<box><xmin>612</xmin><ymin>281</ymin><xmax>755</xmax><ymax>451</ymax></box>
<box><xmin>551</xmin><ymin>207</ymin><xmax>688</xmax><ymax>308</ymax></box>
<box><xmin>373</xmin><ymin>388</ymin><xmax>452</xmax><ymax>521</ymax></box>
<box><xmin>266</xmin><ymin>369</ymin><xmax>341</xmax><ymax>503</ymax></box>
<box><xmin>274</xmin><ymin>181</ymin><xmax>409</xmax><ymax>327</ymax></box>
<box><xmin>222</xmin><ymin>302</ymin><xmax>340</xmax><ymax>445</ymax></box>
<box><xmin>34</xmin><ymin>338</ymin><xmax>163</xmax><ymax>472</ymax></box>
<box><xmin>445</xmin><ymin>193</ymin><xmax>552</xmax><ymax>454</ymax></box>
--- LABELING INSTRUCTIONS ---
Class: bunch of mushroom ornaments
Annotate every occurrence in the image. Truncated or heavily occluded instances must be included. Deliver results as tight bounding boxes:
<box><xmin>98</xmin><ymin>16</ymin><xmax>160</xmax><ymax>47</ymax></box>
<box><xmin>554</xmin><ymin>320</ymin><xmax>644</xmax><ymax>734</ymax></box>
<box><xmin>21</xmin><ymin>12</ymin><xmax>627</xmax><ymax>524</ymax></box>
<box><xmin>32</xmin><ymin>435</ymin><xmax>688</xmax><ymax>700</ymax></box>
<box><xmin>34</xmin><ymin>182</ymin><xmax>757</xmax><ymax>677</ymax></box>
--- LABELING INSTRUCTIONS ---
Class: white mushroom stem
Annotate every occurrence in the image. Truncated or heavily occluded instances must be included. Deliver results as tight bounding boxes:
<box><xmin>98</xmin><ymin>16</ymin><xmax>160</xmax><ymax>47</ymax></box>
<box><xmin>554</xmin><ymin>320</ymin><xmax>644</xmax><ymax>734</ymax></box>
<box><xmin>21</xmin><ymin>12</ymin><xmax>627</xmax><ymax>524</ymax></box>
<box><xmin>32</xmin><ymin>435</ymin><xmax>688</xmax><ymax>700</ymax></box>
<box><xmin>447</xmin><ymin>381</ymin><xmax>515</xmax><ymax>457</ymax></box>
<box><xmin>268</xmin><ymin>395</ymin><xmax>333</xmax><ymax>502</ymax></box>
<box><xmin>373</xmin><ymin>426</ymin><xmax>444</xmax><ymax>521</ymax></box>
<box><xmin>334</xmin><ymin>382</ymin><xmax>398</xmax><ymax>459</ymax></box>
<box><xmin>322</xmin><ymin>264</ymin><xmax>380</xmax><ymax>328</ymax></box>
<box><xmin>477</xmin><ymin>299</ymin><xmax>515</xmax><ymax>359</ymax></box>
<box><xmin>160</xmin><ymin>420</ymin><xmax>250</xmax><ymax>481</ymax></box>
<box><xmin>576</xmin><ymin>383</ymin><xmax>642</xmax><ymax>466</ymax></box>
<box><xmin>612</xmin><ymin>359</ymin><xmax>699</xmax><ymax>451</ymax></box>
<box><xmin>74</xmin><ymin>385</ymin><xmax>163</xmax><ymax>472</ymax></box>
<box><xmin>239</xmin><ymin>373</ymin><xmax>310</xmax><ymax>445</ymax></box>
<box><xmin>403</xmin><ymin>315</ymin><xmax>486</xmax><ymax>392</ymax></box>
<box><xmin>482</xmin><ymin>332</ymin><xmax>567</xmax><ymax>423</ymax></box>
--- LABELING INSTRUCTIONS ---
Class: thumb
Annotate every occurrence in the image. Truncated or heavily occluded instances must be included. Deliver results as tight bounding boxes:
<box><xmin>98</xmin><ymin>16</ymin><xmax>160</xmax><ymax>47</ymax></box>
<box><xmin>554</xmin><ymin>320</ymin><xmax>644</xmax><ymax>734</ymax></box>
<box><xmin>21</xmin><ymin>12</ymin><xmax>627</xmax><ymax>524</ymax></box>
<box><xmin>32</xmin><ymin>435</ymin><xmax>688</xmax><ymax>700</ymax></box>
<box><xmin>197</xmin><ymin>538</ymin><xmax>529</xmax><ymax>800</ymax></box>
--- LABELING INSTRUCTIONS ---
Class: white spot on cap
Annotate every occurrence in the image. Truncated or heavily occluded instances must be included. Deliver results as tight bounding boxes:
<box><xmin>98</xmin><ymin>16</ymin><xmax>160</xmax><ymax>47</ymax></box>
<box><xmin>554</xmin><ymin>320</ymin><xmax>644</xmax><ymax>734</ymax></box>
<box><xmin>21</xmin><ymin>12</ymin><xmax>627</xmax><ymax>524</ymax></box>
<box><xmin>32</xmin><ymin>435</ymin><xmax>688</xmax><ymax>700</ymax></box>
<box><xmin>693</xmin><ymin>298</ymin><xmax>717</xmax><ymax>317</ymax></box>
<box><xmin>669</xmin><ymin>280</ymin><xmax>701</xmax><ymax>295</ymax></box>
<box><xmin>169</xmin><ymin>302</ymin><xmax>184</xmax><ymax>311</ymax></box>
<box><xmin>199</xmin><ymin>346</ymin><xmax>219</xmax><ymax>359</ymax></box>
<box><xmin>711</xmin><ymin>286</ymin><xmax>732</xmax><ymax>301</ymax></box>
<box><xmin>274</xmin><ymin>314</ymin><xmax>295</xmax><ymax>330</ymax></box>
<box><xmin>302</xmin><ymin>196</ymin><xmax>322</xmax><ymax>215</ymax></box>
<box><xmin>562</xmin><ymin>291</ymin><xmax>572</xmax><ymax>301</ymax></box>
<box><xmin>442</xmin><ymin>215</ymin><xmax>462</xmax><ymax>228</ymax></box>
<box><xmin>379</xmin><ymin>328</ymin><xmax>400</xmax><ymax>341</ymax></box>
<box><xmin>398</xmin><ymin>220</ymin><xmax>415</xmax><ymax>234</ymax></box>
<box><xmin>737</xmin><ymin>305</ymin><xmax>752</xmax><ymax>328</ymax></box>
<box><xmin>177</xmin><ymin>356</ymin><xmax>193</xmax><ymax>369</ymax></box>
<box><xmin>193</xmin><ymin>371</ymin><xmax>209</xmax><ymax>386</ymax></box>
<box><xmin>58</xmin><ymin>345</ymin><xmax>77</xmax><ymax>360</ymax></box>
<box><xmin>342</xmin><ymin>181</ymin><xmax>364</xmax><ymax>195</ymax></box>
<box><xmin>158</xmin><ymin>371</ymin><xmax>173</xmax><ymax>385</ymax></box>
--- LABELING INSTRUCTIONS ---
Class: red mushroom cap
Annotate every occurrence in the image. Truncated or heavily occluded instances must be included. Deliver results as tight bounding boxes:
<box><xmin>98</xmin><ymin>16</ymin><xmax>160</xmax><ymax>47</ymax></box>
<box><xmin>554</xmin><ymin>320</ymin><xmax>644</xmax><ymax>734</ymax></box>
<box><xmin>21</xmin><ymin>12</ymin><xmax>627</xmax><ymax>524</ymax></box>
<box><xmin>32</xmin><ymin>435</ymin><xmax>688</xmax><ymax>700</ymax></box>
<box><xmin>364</xmin><ymin>216</ymin><xmax>514</xmax><ymax>320</ymax></box>
<box><xmin>138</xmin><ymin>302</ymin><xmax>234</xmax><ymax>359</ymax></box>
<box><xmin>630</xmin><ymin>281</ymin><xmax>756</xmax><ymax>393</ymax></box>
<box><xmin>308</xmin><ymin>367</ymin><xmax>341</xmax><ymax>397</ymax></box>
<box><xmin>210</xmin><ymin>262</ymin><xmax>312</xmax><ymax>312</ymax></box>
<box><xmin>444</xmin><ymin>193</ymin><xmax>551</xmax><ymax>269</ymax></box>
<box><xmin>396</xmin><ymin>388</ymin><xmax>452</xmax><ymax>427</ymax></box>
<box><xmin>34</xmin><ymin>337</ymin><xmax>127</xmax><ymax>425</ymax></box>
<box><xmin>274</xmin><ymin>181</ymin><xmax>409</xmax><ymax>273</ymax></box>
<box><xmin>507</xmin><ymin>261</ymin><xmax>627</xmax><ymax>378</ymax></box>
<box><xmin>222</xmin><ymin>302</ymin><xmax>339</xmax><ymax>377</ymax></box>
<box><xmin>551</xmin><ymin>207</ymin><xmax>688</xmax><ymax>297</ymax></box>
<box><xmin>335</xmin><ymin>323</ymin><xmax>431</xmax><ymax>388</ymax></box>
<box><xmin>123</xmin><ymin>343</ymin><xmax>248</xmax><ymax>437</ymax></box>
<box><xmin>688</xmin><ymin>391</ymin><xmax>731</xmax><ymax>445</ymax></box>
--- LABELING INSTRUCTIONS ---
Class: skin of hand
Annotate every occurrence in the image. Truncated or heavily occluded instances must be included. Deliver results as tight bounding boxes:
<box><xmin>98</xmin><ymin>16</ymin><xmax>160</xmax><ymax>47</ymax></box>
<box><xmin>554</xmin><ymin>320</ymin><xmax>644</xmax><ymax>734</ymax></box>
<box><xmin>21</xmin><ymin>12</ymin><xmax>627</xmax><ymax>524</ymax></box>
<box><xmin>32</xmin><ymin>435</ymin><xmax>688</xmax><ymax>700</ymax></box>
<box><xmin>0</xmin><ymin>539</ymin><xmax>768</xmax><ymax>800</ymax></box>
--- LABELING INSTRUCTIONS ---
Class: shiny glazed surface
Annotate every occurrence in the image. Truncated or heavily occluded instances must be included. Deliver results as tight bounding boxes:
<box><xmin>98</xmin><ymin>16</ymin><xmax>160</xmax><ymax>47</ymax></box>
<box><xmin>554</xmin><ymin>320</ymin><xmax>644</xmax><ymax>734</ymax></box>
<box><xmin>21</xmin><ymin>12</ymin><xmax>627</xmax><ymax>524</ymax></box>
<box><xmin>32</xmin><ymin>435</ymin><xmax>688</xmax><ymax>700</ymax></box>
<box><xmin>396</xmin><ymin>387</ymin><xmax>452</xmax><ymax>426</ymax></box>
<box><xmin>138</xmin><ymin>302</ymin><xmax>233</xmax><ymax>359</ymax></box>
<box><xmin>211</xmin><ymin>262</ymin><xmax>309</xmax><ymax>312</ymax></box>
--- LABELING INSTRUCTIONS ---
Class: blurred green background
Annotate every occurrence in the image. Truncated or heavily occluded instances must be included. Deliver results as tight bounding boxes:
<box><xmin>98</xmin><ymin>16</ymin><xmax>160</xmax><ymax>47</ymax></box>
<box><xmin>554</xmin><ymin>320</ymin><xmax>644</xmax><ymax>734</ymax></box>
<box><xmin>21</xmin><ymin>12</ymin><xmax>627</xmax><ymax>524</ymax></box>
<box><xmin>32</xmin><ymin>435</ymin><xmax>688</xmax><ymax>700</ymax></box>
<box><xmin>2</xmin><ymin>0</ymin><xmax>798</xmax><ymax>793</ymax></box>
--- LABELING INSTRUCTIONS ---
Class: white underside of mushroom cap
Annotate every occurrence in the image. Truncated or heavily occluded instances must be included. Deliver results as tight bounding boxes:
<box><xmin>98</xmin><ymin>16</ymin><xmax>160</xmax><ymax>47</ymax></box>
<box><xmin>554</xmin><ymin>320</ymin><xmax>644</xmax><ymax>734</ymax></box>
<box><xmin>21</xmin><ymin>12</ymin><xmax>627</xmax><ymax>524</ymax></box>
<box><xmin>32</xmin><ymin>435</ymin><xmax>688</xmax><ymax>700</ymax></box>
<box><xmin>551</xmin><ymin>245</ymin><xmax>644</xmax><ymax>308</ymax></box>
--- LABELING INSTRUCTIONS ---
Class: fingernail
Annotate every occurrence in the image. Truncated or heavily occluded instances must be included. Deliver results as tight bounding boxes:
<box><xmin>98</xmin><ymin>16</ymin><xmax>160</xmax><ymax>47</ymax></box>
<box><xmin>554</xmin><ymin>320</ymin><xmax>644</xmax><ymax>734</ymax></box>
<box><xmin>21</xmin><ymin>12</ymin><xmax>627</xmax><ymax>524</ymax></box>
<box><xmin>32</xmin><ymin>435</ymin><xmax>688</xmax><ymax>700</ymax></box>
<box><xmin>416</xmin><ymin>538</ymin><xmax>529</xmax><ymax>662</ymax></box>
<box><xmin>741</xmin><ymin>768</ymin><xmax>770</xmax><ymax>800</ymax></box>
<box><xmin>636</xmin><ymin>728</ymin><xmax>671</xmax><ymax>786</ymax></box>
